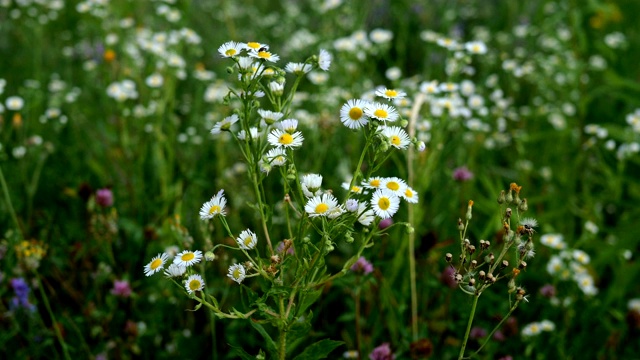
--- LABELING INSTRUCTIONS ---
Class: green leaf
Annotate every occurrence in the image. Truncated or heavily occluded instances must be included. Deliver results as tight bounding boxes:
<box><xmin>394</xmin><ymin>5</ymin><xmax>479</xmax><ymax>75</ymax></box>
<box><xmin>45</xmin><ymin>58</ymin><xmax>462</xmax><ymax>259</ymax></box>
<box><xmin>228</xmin><ymin>343</ymin><xmax>259</xmax><ymax>360</ymax></box>
<box><xmin>249</xmin><ymin>319</ymin><xmax>278</xmax><ymax>356</ymax></box>
<box><xmin>297</xmin><ymin>288</ymin><xmax>322</xmax><ymax>316</ymax></box>
<box><xmin>292</xmin><ymin>339</ymin><xmax>344</xmax><ymax>360</ymax></box>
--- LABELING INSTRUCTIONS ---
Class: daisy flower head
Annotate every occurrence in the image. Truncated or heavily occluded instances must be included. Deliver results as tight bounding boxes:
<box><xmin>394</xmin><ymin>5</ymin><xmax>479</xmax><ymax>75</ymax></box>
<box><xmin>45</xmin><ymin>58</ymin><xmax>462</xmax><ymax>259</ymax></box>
<box><xmin>419</xmin><ymin>80</ymin><xmax>440</xmax><ymax>95</ymax></box>
<box><xmin>301</xmin><ymin>173</ymin><xmax>323</xmax><ymax>197</ymax></box>
<box><xmin>540</xmin><ymin>234</ymin><xmax>566</xmax><ymax>249</ymax></box>
<box><xmin>285</xmin><ymin>62</ymin><xmax>312</xmax><ymax>75</ymax></box>
<box><xmin>250</xmin><ymin>49</ymin><xmax>280</xmax><ymax>63</ymax></box>
<box><xmin>357</xmin><ymin>202</ymin><xmax>375</xmax><ymax>226</ymax></box>
<box><xmin>318</xmin><ymin>49</ymin><xmax>332</xmax><ymax>71</ymax></box>
<box><xmin>342</xmin><ymin>181</ymin><xmax>364</xmax><ymax>194</ymax></box>
<box><xmin>346</xmin><ymin>199</ymin><xmax>359</xmax><ymax>212</ymax></box>
<box><xmin>5</xmin><ymin>96</ymin><xmax>24</xmax><ymax>111</ymax></box>
<box><xmin>278</xmin><ymin>119</ymin><xmax>299</xmax><ymax>133</ymax></box>
<box><xmin>238</xmin><ymin>127</ymin><xmax>259</xmax><ymax>141</ymax></box>
<box><xmin>340</xmin><ymin>99</ymin><xmax>370</xmax><ymax>129</ymax></box>
<box><xmin>164</xmin><ymin>263</ymin><xmax>187</xmax><ymax>278</ymax></box>
<box><xmin>381</xmin><ymin>177</ymin><xmax>407</xmax><ymax>195</ymax></box>
<box><xmin>401</xmin><ymin>185</ymin><xmax>419</xmax><ymax>203</ymax></box>
<box><xmin>375</xmin><ymin>87</ymin><xmax>407</xmax><ymax>100</ymax></box>
<box><xmin>265</xmin><ymin>147</ymin><xmax>288</xmax><ymax>167</ymax></box>
<box><xmin>199</xmin><ymin>189</ymin><xmax>227</xmax><ymax>220</ymax></box>
<box><xmin>174</xmin><ymin>249</ymin><xmax>203</xmax><ymax>267</ymax></box>
<box><xmin>362</xmin><ymin>176</ymin><xmax>383</xmax><ymax>189</ymax></box>
<box><xmin>305</xmin><ymin>193</ymin><xmax>339</xmax><ymax>218</ymax></box>
<box><xmin>364</xmin><ymin>102</ymin><xmax>399</xmax><ymax>122</ymax></box>
<box><xmin>244</xmin><ymin>41</ymin><xmax>268</xmax><ymax>52</ymax></box>
<box><xmin>236</xmin><ymin>229</ymin><xmax>258</xmax><ymax>250</ymax></box>
<box><xmin>184</xmin><ymin>274</ymin><xmax>205</xmax><ymax>294</ymax></box>
<box><xmin>257</xmin><ymin>109</ymin><xmax>284</xmax><ymax>125</ymax></box>
<box><xmin>268</xmin><ymin>128</ymin><xmax>304</xmax><ymax>149</ymax></box>
<box><xmin>465</xmin><ymin>41</ymin><xmax>487</xmax><ymax>55</ymax></box>
<box><xmin>380</xmin><ymin>126</ymin><xmax>411</xmax><ymax>150</ymax></box>
<box><xmin>210</xmin><ymin>114</ymin><xmax>239</xmax><ymax>135</ymax></box>
<box><xmin>144</xmin><ymin>253</ymin><xmax>169</xmax><ymax>276</ymax></box>
<box><xmin>370</xmin><ymin>189</ymin><xmax>400</xmax><ymax>219</ymax></box>
<box><xmin>228</xmin><ymin>263</ymin><xmax>246</xmax><ymax>284</ymax></box>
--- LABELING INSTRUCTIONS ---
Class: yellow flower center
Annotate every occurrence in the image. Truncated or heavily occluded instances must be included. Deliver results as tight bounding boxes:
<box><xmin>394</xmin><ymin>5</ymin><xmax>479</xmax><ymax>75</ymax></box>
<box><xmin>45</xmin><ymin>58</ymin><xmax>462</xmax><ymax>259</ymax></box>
<box><xmin>244</xmin><ymin>236</ymin><xmax>253</xmax><ymax>247</ymax></box>
<box><xmin>386</xmin><ymin>182</ymin><xmax>400</xmax><ymax>191</ymax></box>
<box><xmin>279</xmin><ymin>133</ymin><xmax>293</xmax><ymax>145</ymax></box>
<box><xmin>349</xmin><ymin>107</ymin><xmax>363</xmax><ymax>120</ymax></box>
<box><xmin>258</xmin><ymin>51</ymin><xmax>270</xmax><ymax>59</ymax></box>
<box><xmin>374</xmin><ymin>109</ymin><xmax>388</xmax><ymax>118</ymax></box>
<box><xmin>405</xmin><ymin>189</ymin><xmax>413</xmax><ymax>198</ymax></box>
<box><xmin>370</xmin><ymin>179</ymin><xmax>380</xmax><ymax>187</ymax></box>
<box><xmin>233</xmin><ymin>269</ymin><xmax>241</xmax><ymax>279</ymax></box>
<box><xmin>181</xmin><ymin>252</ymin><xmax>195</xmax><ymax>261</ymax></box>
<box><xmin>225</xmin><ymin>49</ymin><xmax>237</xmax><ymax>56</ymax></box>
<box><xmin>352</xmin><ymin>186</ymin><xmax>361</xmax><ymax>192</ymax></box>
<box><xmin>390</xmin><ymin>135</ymin><xmax>401</xmax><ymax>146</ymax></box>
<box><xmin>150</xmin><ymin>258</ymin><xmax>163</xmax><ymax>270</ymax></box>
<box><xmin>208</xmin><ymin>205</ymin><xmax>220</xmax><ymax>214</ymax></box>
<box><xmin>385</xmin><ymin>89</ymin><xmax>398</xmax><ymax>97</ymax></box>
<box><xmin>315</xmin><ymin>203</ymin><xmax>329</xmax><ymax>214</ymax></box>
<box><xmin>189</xmin><ymin>279</ymin><xmax>201</xmax><ymax>291</ymax></box>
<box><xmin>247</xmin><ymin>42</ymin><xmax>261</xmax><ymax>50</ymax></box>
<box><xmin>378</xmin><ymin>197</ymin><xmax>390</xmax><ymax>210</ymax></box>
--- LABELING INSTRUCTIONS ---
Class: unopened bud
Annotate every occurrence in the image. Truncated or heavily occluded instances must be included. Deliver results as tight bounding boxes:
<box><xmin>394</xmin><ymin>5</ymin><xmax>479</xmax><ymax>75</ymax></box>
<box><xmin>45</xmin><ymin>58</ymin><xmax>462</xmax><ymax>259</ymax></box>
<box><xmin>497</xmin><ymin>190</ymin><xmax>506</xmax><ymax>204</ymax></box>
<box><xmin>518</xmin><ymin>198</ymin><xmax>528</xmax><ymax>212</ymax></box>
<box><xmin>205</xmin><ymin>251</ymin><xmax>216</xmax><ymax>261</ymax></box>
<box><xmin>405</xmin><ymin>224</ymin><xmax>414</xmax><ymax>234</ymax></box>
<box><xmin>466</xmin><ymin>200</ymin><xmax>473</xmax><ymax>220</ymax></box>
<box><xmin>485</xmin><ymin>253</ymin><xmax>495</xmax><ymax>264</ymax></box>
<box><xmin>458</xmin><ymin>218</ymin><xmax>464</xmax><ymax>231</ymax></box>
<box><xmin>508</xmin><ymin>278</ymin><xmax>516</xmax><ymax>292</ymax></box>
<box><xmin>513</xmin><ymin>192</ymin><xmax>521</xmax><ymax>206</ymax></box>
<box><xmin>505</xmin><ymin>189</ymin><xmax>514</xmax><ymax>203</ymax></box>
<box><xmin>445</xmin><ymin>253</ymin><xmax>453</xmax><ymax>262</ymax></box>
<box><xmin>478</xmin><ymin>270</ymin><xmax>486</xmax><ymax>280</ymax></box>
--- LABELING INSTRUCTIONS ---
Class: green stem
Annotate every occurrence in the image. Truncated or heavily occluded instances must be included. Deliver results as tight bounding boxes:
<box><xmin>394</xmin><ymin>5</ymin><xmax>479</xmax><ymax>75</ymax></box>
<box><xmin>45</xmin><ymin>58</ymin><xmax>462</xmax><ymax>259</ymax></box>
<box><xmin>458</xmin><ymin>294</ymin><xmax>480</xmax><ymax>360</ymax></box>
<box><xmin>473</xmin><ymin>300</ymin><xmax>519</xmax><ymax>356</ymax></box>
<box><xmin>0</xmin><ymin>164</ymin><xmax>24</xmax><ymax>240</ymax></box>
<box><xmin>36</xmin><ymin>275</ymin><xmax>72</xmax><ymax>360</ymax></box>
<box><xmin>278</xmin><ymin>297</ymin><xmax>287</xmax><ymax>360</ymax></box>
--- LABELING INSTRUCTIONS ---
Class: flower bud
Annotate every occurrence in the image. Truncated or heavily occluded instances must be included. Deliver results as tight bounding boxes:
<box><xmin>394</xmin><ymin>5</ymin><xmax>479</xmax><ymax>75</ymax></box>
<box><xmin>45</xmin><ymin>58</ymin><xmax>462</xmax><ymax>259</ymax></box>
<box><xmin>468</xmin><ymin>245</ymin><xmax>476</xmax><ymax>255</ymax></box>
<box><xmin>405</xmin><ymin>224</ymin><xmax>414</xmax><ymax>234</ymax></box>
<box><xmin>445</xmin><ymin>253</ymin><xmax>453</xmax><ymax>262</ymax></box>
<box><xmin>518</xmin><ymin>198</ymin><xmax>528</xmax><ymax>212</ymax></box>
<box><xmin>497</xmin><ymin>190</ymin><xmax>506</xmax><ymax>204</ymax></box>
<box><xmin>458</xmin><ymin>218</ymin><xmax>464</xmax><ymax>231</ymax></box>
<box><xmin>519</xmin><ymin>260</ymin><xmax>527</xmax><ymax>270</ymax></box>
<box><xmin>468</xmin><ymin>278</ymin><xmax>476</xmax><ymax>287</ymax></box>
<box><xmin>466</xmin><ymin>200</ymin><xmax>473</xmax><ymax>220</ymax></box>
<box><xmin>470</xmin><ymin>260</ymin><xmax>477</xmax><ymax>269</ymax></box>
<box><xmin>501</xmin><ymin>260</ymin><xmax>509</xmax><ymax>269</ymax></box>
<box><xmin>478</xmin><ymin>270</ymin><xmax>486</xmax><ymax>280</ymax></box>
<box><xmin>505</xmin><ymin>208</ymin><xmax>512</xmax><ymax>219</ymax></box>
<box><xmin>505</xmin><ymin>190</ymin><xmax>514</xmax><ymax>204</ymax></box>
<box><xmin>205</xmin><ymin>251</ymin><xmax>216</xmax><ymax>261</ymax></box>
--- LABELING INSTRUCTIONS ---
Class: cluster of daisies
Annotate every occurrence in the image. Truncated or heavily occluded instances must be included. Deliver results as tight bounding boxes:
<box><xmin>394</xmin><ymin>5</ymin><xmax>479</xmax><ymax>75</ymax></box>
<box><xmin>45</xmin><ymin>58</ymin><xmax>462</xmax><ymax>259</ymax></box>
<box><xmin>541</xmin><ymin>234</ymin><xmax>597</xmax><ymax>296</ymax></box>
<box><xmin>300</xmin><ymin>174</ymin><xmax>418</xmax><ymax>223</ymax></box>
<box><xmin>218</xmin><ymin>40</ymin><xmax>331</xmax><ymax>71</ymax></box>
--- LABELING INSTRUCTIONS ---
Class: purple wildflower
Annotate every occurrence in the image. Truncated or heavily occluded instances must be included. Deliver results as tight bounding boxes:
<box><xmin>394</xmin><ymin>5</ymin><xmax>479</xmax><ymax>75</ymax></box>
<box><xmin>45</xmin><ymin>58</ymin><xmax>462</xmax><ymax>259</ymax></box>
<box><xmin>539</xmin><ymin>284</ymin><xmax>556</xmax><ymax>298</ymax></box>
<box><xmin>440</xmin><ymin>266</ymin><xmax>458</xmax><ymax>289</ymax></box>
<box><xmin>10</xmin><ymin>278</ymin><xmax>36</xmax><ymax>312</ymax></box>
<box><xmin>369</xmin><ymin>342</ymin><xmax>395</xmax><ymax>360</ymax></box>
<box><xmin>452</xmin><ymin>166</ymin><xmax>474</xmax><ymax>181</ymax></box>
<box><xmin>110</xmin><ymin>279</ymin><xmax>132</xmax><ymax>298</ymax></box>
<box><xmin>96</xmin><ymin>188</ymin><xmax>114</xmax><ymax>207</ymax></box>
<box><xmin>378</xmin><ymin>218</ymin><xmax>393</xmax><ymax>230</ymax></box>
<box><xmin>470</xmin><ymin>326</ymin><xmax>487</xmax><ymax>339</ymax></box>
<box><xmin>351</xmin><ymin>256</ymin><xmax>374</xmax><ymax>275</ymax></box>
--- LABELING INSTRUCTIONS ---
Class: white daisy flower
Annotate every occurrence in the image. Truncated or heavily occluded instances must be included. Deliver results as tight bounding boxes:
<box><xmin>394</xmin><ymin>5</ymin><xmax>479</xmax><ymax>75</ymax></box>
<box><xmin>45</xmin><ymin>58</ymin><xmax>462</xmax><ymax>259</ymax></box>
<box><xmin>540</xmin><ymin>234</ymin><xmax>566</xmax><ymax>249</ymax></box>
<box><xmin>341</xmin><ymin>181</ymin><xmax>364</xmax><ymax>194</ymax></box>
<box><xmin>164</xmin><ymin>263</ymin><xmax>187</xmax><ymax>278</ymax></box>
<box><xmin>375</xmin><ymin>87</ymin><xmax>407</xmax><ymax>100</ymax></box>
<box><xmin>301</xmin><ymin>173</ymin><xmax>323</xmax><ymax>197</ymax></box>
<box><xmin>465</xmin><ymin>41</ymin><xmax>487</xmax><ymax>54</ymax></box>
<box><xmin>364</xmin><ymin>102</ymin><xmax>399</xmax><ymax>122</ymax></box>
<box><xmin>244</xmin><ymin>41</ymin><xmax>268</xmax><ymax>52</ymax></box>
<box><xmin>228</xmin><ymin>263</ymin><xmax>246</xmax><ymax>284</ymax></box>
<box><xmin>6</xmin><ymin>96</ymin><xmax>25</xmax><ymax>111</ymax></box>
<box><xmin>381</xmin><ymin>177</ymin><xmax>407</xmax><ymax>195</ymax></box>
<box><xmin>265</xmin><ymin>147</ymin><xmax>288</xmax><ymax>166</ymax></box>
<box><xmin>362</xmin><ymin>177</ymin><xmax>384</xmax><ymax>189</ymax></box>
<box><xmin>285</xmin><ymin>62</ymin><xmax>312</xmax><ymax>75</ymax></box>
<box><xmin>238</xmin><ymin>127</ymin><xmax>259</xmax><ymax>141</ymax></box>
<box><xmin>144</xmin><ymin>253</ymin><xmax>169</xmax><ymax>276</ymax></box>
<box><xmin>236</xmin><ymin>229</ymin><xmax>258</xmax><ymax>250</ymax></box>
<box><xmin>521</xmin><ymin>322</ymin><xmax>542</xmax><ymax>337</ymax></box>
<box><xmin>174</xmin><ymin>250</ymin><xmax>203</xmax><ymax>267</ymax></box>
<box><xmin>257</xmin><ymin>109</ymin><xmax>284</xmax><ymax>125</ymax></box>
<box><xmin>318</xmin><ymin>49</ymin><xmax>332</xmax><ymax>71</ymax></box>
<box><xmin>346</xmin><ymin>199</ymin><xmax>359</xmax><ymax>212</ymax></box>
<box><xmin>340</xmin><ymin>99</ymin><xmax>370</xmax><ymax>129</ymax></box>
<box><xmin>419</xmin><ymin>80</ymin><xmax>440</xmax><ymax>95</ymax></box>
<box><xmin>305</xmin><ymin>193</ymin><xmax>339</xmax><ymax>217</ymax></box>
<box><xmin>370</xmin><ymin>189</ymin><xmax>400</xmax><ymax>219</ymax></box>
<box><xmin>380</xmin><ymin>126</ymin><xmax>411</xmax><ymax>149</ymax></box>
<box><xmin>199</xmin><ymin>190</ymin><xmax>227</xmax><ymax>220</ymax></box>
<box><xmin>357</xmin><ymin>202</ymin><xmax>375</xmax><ymax>226</ymax></box>
<box><xmin>278</xmin><ymin>119</ymin><xmax>299</xmax><ymax>133</ymax></box>
<box><xmin>401</xmin><ymin>185</ymin><xmax>419</xmax><ymax>204</ymax></box>
<box><xmin>572</xmin><ymin>249</ymin><xmax>590</xmax><ymax>264</ymax></box>
<box><xmin>237</xmin><ymin>56</ymin><xmax>257</xmax><ymax>70</ymax></box>
<box><xmin>250</xmin><ymin>50</ymin><xmax>280</xmax><ymax>63</ymax></box>
<box><xmin>211</xmin><ymin>114</ymin><xmax>239</xmax><ymax>135</ymax></box>
<box><xmin>184</xmin><ymin>274</ymin><xmax>205</xmax><ymax>294</ymax></box>
<box><xmin>145</xmin><ymin>73</ymin><xmax>164</xmax><ymax>88</ymax></box>
<box><xmin>327</xmin><ymin>205</ymin><xmax>346</xmax><ymax>219</ymax></box>
<box><xmin>267</xmin><ymin>129</ymin><xmax>304</xmax><ymax>149</ymax></box>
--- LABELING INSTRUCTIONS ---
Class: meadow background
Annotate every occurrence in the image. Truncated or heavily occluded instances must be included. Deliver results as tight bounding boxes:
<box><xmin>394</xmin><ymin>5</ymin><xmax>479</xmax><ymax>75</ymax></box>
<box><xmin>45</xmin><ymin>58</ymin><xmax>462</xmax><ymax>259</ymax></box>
<box><xmin>1</xmin><ymin>0</ymin><xmax>640</xmax><ymax>359</ymax></box>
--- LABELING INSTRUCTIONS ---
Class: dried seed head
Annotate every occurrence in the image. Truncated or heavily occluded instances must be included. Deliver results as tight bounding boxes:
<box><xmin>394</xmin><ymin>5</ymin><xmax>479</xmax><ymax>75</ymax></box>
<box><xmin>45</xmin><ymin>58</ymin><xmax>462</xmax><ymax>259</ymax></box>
<box><xmin>445</xmin><ymin>253</ymin><xmax>453</xmax><ymax>262</ymax></box>
<box><xmin>455</xmin><ymin>273</ymin><xmax>464</xmax><ymax>283</ymax></box>
<box><xmin>468</xmin><ymin>245</ymin><xmax>476</xmax><ymax>255</ymax></box>
<box><xmin>470</xmin><ymin>260</ymin><xmax>478</xmax><ymax>269</ymax></box>
<box><xmin>479</xmin><ymin>270</ymin><xmax>486</xmax><ymax>280</ymax></box>
<box><xmin>468</xmin><ymin>278</ymin><xmax>476</xmax><ymax>287</ymax></box>
<box><xmin>497</xmin><ymin>190</ymin><xmax>506</xmax><ymax>204</ymax></box>
<box><xmin>505</xmin><ymin>208</ymin><xmax>512</xmax><ymax>218</ymax></box>
<box><xmin>458</xmin><ymin>218</ymin><xmax>465</xmax><ymax>231</ymax></box>
<box><xmin>518</xmin><ymin>198</ymin><xmax>528</xmax><ymax>212</ymax></box>
<box><xmin>501</xmin><ymin>260</ymin><xmax>509</xmax><ymax>269</ymax></box>
<box><xmin>519</xmin><ymin>261</ymin><xmax>527</xmax><ymax>270</ymax></box>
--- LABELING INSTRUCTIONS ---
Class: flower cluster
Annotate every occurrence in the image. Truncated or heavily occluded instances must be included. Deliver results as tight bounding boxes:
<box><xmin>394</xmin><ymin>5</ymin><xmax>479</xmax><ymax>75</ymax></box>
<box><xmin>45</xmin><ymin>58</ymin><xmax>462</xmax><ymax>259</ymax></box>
<box><xmin>541</xmin><ymin>235</ymin><xmax>598</xmax><ymax>296</ymax></box>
